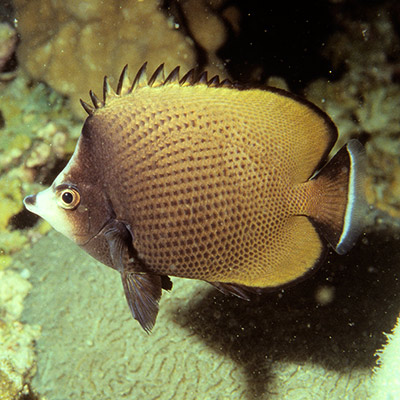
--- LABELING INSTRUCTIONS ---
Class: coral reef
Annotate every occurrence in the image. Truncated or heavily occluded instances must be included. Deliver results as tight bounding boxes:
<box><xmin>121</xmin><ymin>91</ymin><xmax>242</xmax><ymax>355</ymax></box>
<box><xmin>0</xmin><ymin>268</ymin><xmax>41</xmax><ymax>400</ymax></box>
<box><xmin>14</xmin><ymin>0</ymin><xmax>198</xmax><ymax>117</ymax></box>
<box><xmin>0</xmin><ymin>73</ymin><xmax>80</xmax><ymax>268</ymax></box>
<box><xmin>372</xmin><ymin>314</ymin><xmax>400</xmax><ymax>399</ymax></box>
<box><xmin>1</xmin><ymin>0</ymin><xmax>399</xmax><ymax>398</ymax></box>
<box><xmin>18</xmin><ymin>228</ymin><xmax>400</xmax><ymax>399</ymax></box>
<box><xmin>305</xmin><ymin>6</ymin><xmax>400</xmax><ymax>217</ymax></box>
<box><xmin>176</xmin><ymin>0</ymin><xmax>228</xmax><ymax>72</ymax></box>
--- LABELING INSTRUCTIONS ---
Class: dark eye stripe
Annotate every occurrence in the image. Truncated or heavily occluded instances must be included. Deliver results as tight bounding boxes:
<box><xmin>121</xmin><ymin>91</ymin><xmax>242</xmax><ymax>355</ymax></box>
<box><xmin>55</xmin><ymin>184</ymin><xmax>81</xmax><ymax>210</ymax></box>
<box><xmin>55</xmin><ymin>183</ymin><xmax>79</xmax><ymax>192</ymax></box>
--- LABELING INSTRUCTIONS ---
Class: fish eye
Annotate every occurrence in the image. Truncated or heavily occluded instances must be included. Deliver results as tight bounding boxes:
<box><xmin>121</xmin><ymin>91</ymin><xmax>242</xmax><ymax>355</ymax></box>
<box><xmin>56</xmin><ymin>187</ymin><xmax>81</xmax><ymax>210</ymax></box>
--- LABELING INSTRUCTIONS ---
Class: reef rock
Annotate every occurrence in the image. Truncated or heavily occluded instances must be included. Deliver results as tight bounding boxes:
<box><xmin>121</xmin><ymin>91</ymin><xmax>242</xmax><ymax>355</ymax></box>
<box><xmin>373</xmin><ymin>314</ymin><xmax>400</xmax><ymax>399</ymax></box>
<box><xmin>0</xmin><ymin>22</ymin><xmax>17</xmax><ymax>75</ymax></box>
<box><xmin>14</xmin><ymin>0</ymin><xmax>197</xmax><ymax>116</ymax></box>
<box><xmin>0</xmin><ymin>269</ymin><xmax>41</xmax><ymax>400</ymax></box>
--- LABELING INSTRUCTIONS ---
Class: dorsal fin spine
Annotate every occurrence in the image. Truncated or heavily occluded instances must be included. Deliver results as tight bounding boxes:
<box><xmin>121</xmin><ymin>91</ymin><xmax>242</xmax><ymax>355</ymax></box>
<box><xmin>103</xmin><ymin>76</ymin><xmax>115</xmax><ymax>103</ymax></box>
<box><xmin>89</xmin><ymin>90</ymin><xmax>103</xmax><ymax>108</ymax></box>
<box><xmin>164</xmin><ymin>66</ymin><xmax>180</xmax><ymax>84</ymax></box>
<box><xmin>197</xmin><ymin>71</ymin><xmax>208</xmax><ymax>85</ymax></box>
<box><xmin>208</xmin><ymin>75</ymin><xmax>220</xmax><ymax>87</ymax></box>
<box><xmin>179</xmin><ymin>69</ymin><xmax>196</xmax><ymax>87</ymax></box>
<box><xmin>117</xmin><ymin>65</ymin><xmax>132</xmax><ymax>95</ymax></box>
<box><xmin>148</xmin><ymin>64</ymin><xmax>165</xmax><ymax>87</ymax></box>
<box><xmin>131</xmin><ymin>62</ymin><xmax>148</xmax><ymax>91</ymax></box>
<box><xmin>82</xmin><ymin>63</ymin><xmax>228</xmax><ymax>115</ymax></box>
<box><xmin>80</xmin><ymin>99</ymin><xmax>94</xmax><ymax>115</ymax></box>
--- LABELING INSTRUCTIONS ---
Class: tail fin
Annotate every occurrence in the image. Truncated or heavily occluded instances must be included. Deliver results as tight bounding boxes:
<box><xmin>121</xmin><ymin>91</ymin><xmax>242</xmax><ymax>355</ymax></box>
<box><xmin>307</xmin><ymin>139</ymin><xmax>367</xmax><ymax>255</ymax></box>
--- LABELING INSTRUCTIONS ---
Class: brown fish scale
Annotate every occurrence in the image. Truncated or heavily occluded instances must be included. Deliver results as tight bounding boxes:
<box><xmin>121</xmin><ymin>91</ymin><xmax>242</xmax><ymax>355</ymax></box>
<box><xmin>86</xmin><ymin>84</ymin><xmax>332</xmax><ymax>288</ymax></box>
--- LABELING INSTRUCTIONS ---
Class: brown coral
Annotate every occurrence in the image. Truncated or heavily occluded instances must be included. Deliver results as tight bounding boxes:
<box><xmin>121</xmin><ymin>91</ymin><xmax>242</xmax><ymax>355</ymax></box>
<box><xmin>14</xmin><ymin>0</ymin><xmax>197</xmax><ymax>116</ymax></box>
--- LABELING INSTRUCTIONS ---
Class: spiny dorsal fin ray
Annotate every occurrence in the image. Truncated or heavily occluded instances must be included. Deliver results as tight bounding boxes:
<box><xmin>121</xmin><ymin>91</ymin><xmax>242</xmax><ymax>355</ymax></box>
<box><xmin>208</xmin><ymin>75</ymin><xmax>220</xmax><ymax>87</ymax></box>
<box><xmin>117</xmin><ymin>64</ymin><xmax>132</xmax><ymax>96</ymax></box>
<box><xmin>80</xmin><ymin>99</ymin><xmax>95</xmax><ymax>115</ymax></box>
<box><xmin>83</xmin><ymin>63</ymin><xmax>232</xmax><ymax>113</ymax></box>
<box><xmin>148</xmin><ymin>64</ymin><xmax>165</xmax><ymax>87</ymax></box>
<box><xmin>164</xmin><ymin>66</ymin><xmax>180</xmax><ymax>85</ymax></box>
<box><xmin>131</xmin><ymin>62</ymin><xmax>148</xmax><ymax>91</ymax></box>
<box><xmin>89</xmin><ymin>90</ymin><xmax>103</xmax><ymax>108</ymax></box>
<box><xmin>179</xmin><ymin>69</ymin><xmax>196</xmax><ymax>86</ymax></box>
<box><xmin>103</xmin><ymin>76</ymin><xmax>115</xmax><ymax>103</ymax></box>
<box><xmin>197</xmin><ymin>71</ymin><xmax>208</xmax><ymax>85</ymax></box>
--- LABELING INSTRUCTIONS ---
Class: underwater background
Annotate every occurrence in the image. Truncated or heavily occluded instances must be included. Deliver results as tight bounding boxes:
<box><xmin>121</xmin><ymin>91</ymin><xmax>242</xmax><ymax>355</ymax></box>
<box><xmin>0</xmin><ymin>0</ymin><xmax>400</xmax><ymax>399</ymax></box>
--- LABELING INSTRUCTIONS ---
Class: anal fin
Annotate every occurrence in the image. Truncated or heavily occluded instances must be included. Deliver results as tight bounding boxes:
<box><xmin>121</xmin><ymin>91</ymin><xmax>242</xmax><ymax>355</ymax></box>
<box><xmin>103</xmin><ymin>218</ymin><xmax>171</xmax><ymax>332</ymax></box>
<box><xmin>209</xmin><ymin>281</ymin><xmax>263</xmax><ymax>301</ymax></box>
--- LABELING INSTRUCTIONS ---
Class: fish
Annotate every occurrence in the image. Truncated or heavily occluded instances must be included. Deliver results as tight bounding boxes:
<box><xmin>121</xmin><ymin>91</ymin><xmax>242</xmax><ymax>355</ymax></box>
<box><xmin>23</xmin><ymin>63</ymin><xmax>366</xmax><ymax>332</ymax></box>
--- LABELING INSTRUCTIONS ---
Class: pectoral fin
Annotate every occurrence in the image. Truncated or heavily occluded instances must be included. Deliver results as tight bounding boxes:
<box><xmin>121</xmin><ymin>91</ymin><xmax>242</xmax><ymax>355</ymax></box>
<box><xmin>121</xmin><ymin>271</ymin><xmax>162</xmax><ymax>333</ymax></box>
<box><xmin>103</xmin><ymin>219</ymin><xmax>132</xmax><ymax>273</ymax></box>
<box><xmin>103</xmin><ymin>219</ymin><xmax>171</xmax><ymax>332</ymax></box>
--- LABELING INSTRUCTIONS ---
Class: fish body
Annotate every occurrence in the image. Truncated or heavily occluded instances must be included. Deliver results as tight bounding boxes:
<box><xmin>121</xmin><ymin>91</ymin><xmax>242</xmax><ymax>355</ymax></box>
<box><xmin>24</xmin><ymin>64</ymin><xmax>366</xmax><ymax>332</ymax></box>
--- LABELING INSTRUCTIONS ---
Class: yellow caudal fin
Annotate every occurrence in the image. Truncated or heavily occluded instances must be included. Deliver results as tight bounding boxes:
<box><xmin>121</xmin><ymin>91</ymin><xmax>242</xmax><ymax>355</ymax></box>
<box><xmin>305</xmin><ymin>139</ymin><xmax>367</xmax><ymax>254</ymax></box>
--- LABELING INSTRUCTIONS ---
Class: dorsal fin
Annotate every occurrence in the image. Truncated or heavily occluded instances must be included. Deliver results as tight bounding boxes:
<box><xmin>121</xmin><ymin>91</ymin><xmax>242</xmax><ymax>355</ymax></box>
<box><xmin>208</xmin><ymin>75</ymin><xmax>220</xmax><ymax>87</ymax></box>
<box><xmin>148</xmin><ymin>64</ymin><xmax>165</xmax><ymax>87</ymax></box>
<box><xmin>82</xmin><ymin>63</ymin><xmax>231</xmax><ymax>114</ymax></box>
<box><xmin>116</xmin><ymin>65</ymin><xmax>132</xmax><ymax>95</ymax></box>
<box><xmin>80</xmin><ymin>99</ymin><xmax>95</xmax><ymax>115</ymax></box>
<box><xmin>179</xmin><ymin>69</ymin><xmax>196</xmax><ymax>86</ymax></box>
<box><xmin>197</xmin><ymin>71</ymin><xmax>208</xmax><ymax>85</ymax></box>
<box><xmin>220</xmin><ymin>78</ymin><xmax>233</xmax><ymax>88</ymax></box>
<box><xmin>103</xmin><ymin>76</ymin><xmax>115</xmax><ymax>103</ymax></box>
<box><xmin>89</xmin><ymin>90</ymin><xmax>103</xmax><ymax>108</ymax></box>
<box><xmin>131</xmin><ymin>62</ymin><xmax>148</xmax><ymax>91</ymax></box>
<box><xmin>164</xmin><ymin>66</ymin><xmax>180</xmax><ymax>85</ymax></box>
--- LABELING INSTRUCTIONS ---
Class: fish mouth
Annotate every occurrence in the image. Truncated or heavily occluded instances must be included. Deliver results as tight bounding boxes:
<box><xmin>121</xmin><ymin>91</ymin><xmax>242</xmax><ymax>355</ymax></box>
<box><xmin>23</xmin><ymin>194</ymin><xmax>37</xmax><ymax>212</ymax></box>
<box><xmin>22</xmin><ymin>194</ymin><xmax>39</xmax><ymax>215</ymax></box>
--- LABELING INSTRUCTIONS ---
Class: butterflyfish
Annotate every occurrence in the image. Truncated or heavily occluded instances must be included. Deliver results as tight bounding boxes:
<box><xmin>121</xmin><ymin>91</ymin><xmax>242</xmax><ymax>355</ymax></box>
<box><xmin>24</xmin><ymin>64</ymin><xmax>366</xmax><ymax>332</ymax></box>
